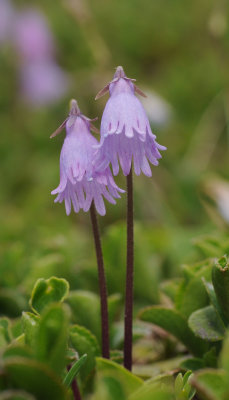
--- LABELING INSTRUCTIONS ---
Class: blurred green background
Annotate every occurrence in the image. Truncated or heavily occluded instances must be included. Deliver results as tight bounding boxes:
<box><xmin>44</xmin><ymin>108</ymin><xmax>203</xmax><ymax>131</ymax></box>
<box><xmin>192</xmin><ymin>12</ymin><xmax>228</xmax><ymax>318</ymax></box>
<box><xmin>1</xmin><ymin>0</ymin><xmax>229</xmax><ymax>313</ymax></box>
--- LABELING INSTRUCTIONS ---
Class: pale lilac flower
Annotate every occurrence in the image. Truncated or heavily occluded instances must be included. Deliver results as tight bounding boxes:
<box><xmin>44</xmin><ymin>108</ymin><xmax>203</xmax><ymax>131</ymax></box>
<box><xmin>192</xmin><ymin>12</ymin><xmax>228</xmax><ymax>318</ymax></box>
<box><xmin>20</xmin><ymin>61</ymin><xmax>69</xmax><ymax>106</ymax></box>
<box><xmin>95</xmin><ymin>66</ymin><xmax>166</xmax><ymax>177</ymax></box>
<box><xmin>0</xmin><ymin>0</ymin><xmax>14</xmax><ymax>44</ymax></box>
<box><xmin>51</xmin><ymin>100</ymin><xmax>124</xmax><ymax>216</ymax></box>
<box><xmin>14</xmin><ymin>9</ymin><xmax>54</xmax><ymax>62</ymax></box>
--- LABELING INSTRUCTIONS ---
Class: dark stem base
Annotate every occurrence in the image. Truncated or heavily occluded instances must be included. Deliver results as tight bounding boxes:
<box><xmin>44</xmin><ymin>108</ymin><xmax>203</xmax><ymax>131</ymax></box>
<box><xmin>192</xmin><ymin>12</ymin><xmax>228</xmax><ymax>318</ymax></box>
<box><xmin>90</xmin><ymin>202</ymin><xmax>110</xmax><ymax>359</ymax></box>
<box><xmin>124</xmin><ymin>169</ymin><xmax>134</xmax><ymax>371</ymax></box>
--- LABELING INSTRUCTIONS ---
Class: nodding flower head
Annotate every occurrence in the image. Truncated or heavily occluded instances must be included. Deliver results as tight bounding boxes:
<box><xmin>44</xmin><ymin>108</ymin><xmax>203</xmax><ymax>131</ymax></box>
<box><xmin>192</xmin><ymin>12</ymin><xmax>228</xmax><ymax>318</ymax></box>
<box><xmin>51</xmin><ymin>100</ymin><xmax>124</xmax><ymax>216</ymax></box>
<box><xmin>95</xmin><ymin>66</ymin><xmax>166</xmax><ymax>177</ymax></box>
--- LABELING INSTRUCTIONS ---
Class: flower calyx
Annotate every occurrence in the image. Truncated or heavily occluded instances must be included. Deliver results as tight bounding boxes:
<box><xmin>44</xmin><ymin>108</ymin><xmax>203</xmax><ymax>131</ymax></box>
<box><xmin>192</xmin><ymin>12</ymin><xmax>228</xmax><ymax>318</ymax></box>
<box><xmin>95</xmin><ymin>65</ymin><xmax>147</xmax><ymax>100</ymax></box>
<box><xmin>50</xmin><ymin>99</ymin><xmax>99</xmax><ymax>138</ymax></box>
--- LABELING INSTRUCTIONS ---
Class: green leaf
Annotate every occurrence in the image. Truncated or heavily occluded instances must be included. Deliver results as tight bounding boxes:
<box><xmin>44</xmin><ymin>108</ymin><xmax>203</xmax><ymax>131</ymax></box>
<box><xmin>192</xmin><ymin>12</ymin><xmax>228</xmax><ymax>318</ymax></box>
<box><xmin>133</xmin><ymin>356</ymin><xmax>188</xmax><ymax>379</ymax></box>
<box><xmin>183</xmin><ymin>372</ymin><xmax>196</xmax><ymax>400</ymax></box>
<box><xmin>174</xmin><ymin>371</ymin><xmax>196</xmax><ymax>400</ymax></box>
<box><xmin>175</xmin><ymin>274</ymin><xmax>209</xmax><ymax>319</ymax></box>
<box><xmin>29</xmin><ymin>277</ymin><xmax>69</xmax><ymax>314</ymax></box>
<box><xmin>183</xmin><ymin>371</ymin><xmax>192</xmax><ymax>386</ymax></box>
<box><xmin>194</xmin><ymin>236</ymin><xmax>225</xmax><ymax>258</ymax></box>
<box><xmin>180</xmin><ymin>357</ymin><xmax>205</xmax><ymax>371</ymax></box>
<box><xmin>128</xmin><ymin>383</ymin><xmax>172</xmax><ymax>400</ymax></box>
<box><xmin>131</xmin><ymin>374</ymin><xmax>173</xmax><ymax>399</ymax></box>
<box><xmin>3</xmin><ymin>345</ymin><xmax>33</xmax><ymax>360</ymax></box>
<box><xmin>66</xmin><ymin>290</ymin><xmax>100</xmax><ymax>340</ymax></box>
<box><xmin>160</xmin><ymin>278</ymin><xmax>182</xmax><ymax>302</ymax></box>
<box><xmin>203</xmin><ymin>348</ymin><xmax>217</xmax><ymax>368</ymax></box>
<box><xmin>181</xmin><ymin>350</ymin><xmax>217</xmax><ymax>371</ymax></box>
<box><xmin>174</xmin><ymin>373</ymin><xmax>183</xmax><ymax>396</ymax></box>
<box><xmin>21</xmin><ymin>312</ymin><xmax>39</xmax><ymax>348</ymax></box>
<box><xmin>93</xmin><ymin>376</ymin><xmax>126</xmax><ymax>400</ymax></box>
<box><xmin>36</xmin><ymin>304</ymin><xmax>69</xmax><ymax>376</ymax></box>
<box><xmin>63</xmin><ymin>354</ymin><xmax>87</xmax><ymax>387</ymax></box>
<box><xmin>219</xmin><ymin>331</ymin><xmax>229</xmax><ymax>372</ymax></box>
<box><xmin>0</xmin><ymin>318</ymin><xmax>11</xmax><ymax>348</ymax></box>
<box><xmin>212</xmin><ymin>256</ymin><xmax>229</xmax><ymax>323</ymax></box>
<box><xmin>188</xmin><ymin>305</ymin><xmax>226</xmax><ymax>341</ymax></box>
<box><xmin>112</xmin><ymin>321</ymin><xmax>151</xmax><ymax>350</ymax></box>
<box><xmin>3</xmin><ymin>357</ymin><xmax>68</xmax><ymax>400</ymax></box>
<box><xmin>70</xmin><ymin>324</ymin><xmax>99</xmax><ymax>382</ymax></box>
<box><xmin>139</xmin><ymin>306</ymin><xmax>207</xmax><ymax>356</ymax></box>
<box><xmin>11</xmin><ymin>319</ymin><xmax>23</xmax><ymax>339</ymax></box>
<box><xmin>96</xmin><ymin>357</ymin><xmax>142</xmax><ymax>397</ymax></box>
<box><xmin>202</xmin><ymin>279</ymin><xmax>223</xmax><ymax>317</ymax></box>
<box><xmin>191</xmin><ymin>369</ymin><xmax>228</xmax><ymax>400</ymax></box>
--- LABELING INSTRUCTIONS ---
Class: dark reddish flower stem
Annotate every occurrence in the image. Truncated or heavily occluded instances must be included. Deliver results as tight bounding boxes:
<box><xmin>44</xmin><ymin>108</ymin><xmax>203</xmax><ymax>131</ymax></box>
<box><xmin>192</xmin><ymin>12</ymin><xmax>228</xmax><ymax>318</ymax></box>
<box><xmin>67</xmin><ymin>365</ymin><xmax>81</xmax><ymax>400</ymax></box>
<box><xmin>124</xmin><ymin>168</ymin><xmax>134</xmax><ymax>371</ymax></box>
<box><xmin>90</xmin><ymin>202</ymin><xmax>110</xmax><ymax>359</ymax></box>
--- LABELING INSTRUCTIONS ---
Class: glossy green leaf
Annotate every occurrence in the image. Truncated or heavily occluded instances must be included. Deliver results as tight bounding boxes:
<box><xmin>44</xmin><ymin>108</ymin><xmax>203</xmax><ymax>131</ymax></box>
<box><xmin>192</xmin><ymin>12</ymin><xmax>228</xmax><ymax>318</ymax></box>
<box><xmin>134</xmin><ymin>356</ymin><xmax>187</xmax><ymax>379</ymax></box>
<box><xmin>21</xmin><ymin>312</ymin><xmax>39</xmax><ymax>348</ymax></box>
<box><xmin>3</xmin><ymin>357</ymin><xmax>68</xmax><ymax>400</ymax></box>
<box><xmin>29</xmin><ymin>277</ymin><xmax>69</xmax><ymax>314</ymax></box>
<box><xmin>3</xmin><ymin>345</ymin><xmax>33</xmax><ymax>360</ymax></box>
<box><xmin>128</xmin><ymin>380</ymin><xmax>174</xmax><ymax>400</ymax></box>
<box><xmin>160</xmin><ymin>278</ymin><xmax>182</xmax><ymax>302</ymax></box>
<box><xmin>201</xmin><ymin>279</ymin><xmax>224</xmax><ymax>321</ymax></box>
<box><xmin>180</xmin><ymin>357</ymin><xmax>205</xmax><ymax>371</ymax></box>
<box><xmin>139</xmin><ymin>306</ymin><xmax>207</xmax><ymax>356</ymax></box>
<box><xmin>11</xmin><ymin>319</ymin><xmax>23</xmax><ymax>340</ymax></box>
<box><xmin>70</xmin><ymin>324</ymin><xmax>99</xmax><ymax>381</ymax></box>
<box><xmin>191</xmin><ymin>369</ymin><xmax>228</xmax><ymax>400</ymax></box>
<box><xmin>194</xmin><ymin>236</ymin><xmax>225</xmax><ymax>258</ymax></box>
<box><xmin>188</xmin><ymin>305</ymin><xmax>226</xmax><ymax>341</ymax></box>
<box><xmin>203</xmin><ymin>348</ymin><xmax>217</xmax><ymax>368</ymax></box>
<box><xmin>63</xmin><ymin>354</ymin><xmax>87</xmax><ymax>387</ymax></box>
<box><xmin>175</xmin><ymin>274</ymin><xmax>209</xmax><ymax>319</ymax></box>
<box><xmin>93</xmin><ymin>376</ymin><xmax>126</xmax><ymax>400</ymax></box>
<box><xmin>219</xmin><ymin>331</ymin><xmax>229</xmax><ymax>372</ymax></box>
<box><xmin>96</xmin><ymin>358</ymin><xmax>142</xmax><ymax>397</ymax></box>
<box><xmin>181</xmin><ymin>260</ymin><xmax>212</xmax><ymax>281</ymax></box>
<box><xmin>212</xmin><ymin>256</ymin><xmax>229</xmax><ymax>323</ymax></box>
<box><xmin>174</xmin><ymin>373</ymin><xmax>183</xmax><ymax>396</ymax></box>
<box><xmin>181</xmin><ymin>350</ymin><xmax>217</xmax><ymax>371</ymax></box>
<box><xmin>66</xmin><ymin>290</ymin><xmax>100</xmax><ymax>340</ymax></box>
<box><xmin>176</xmin><ymin>371</ymin><xmax>195</xmax><ymax>400</ymax></box>
<box><xmin>0</xmin><ymin>318</ymin><xmax>11</xmax><ymax>348</ymax></box>
<box><xmin>36</xmin><ymin>304</ymin><xmax>69</xmax><ymax>376</ymax></box>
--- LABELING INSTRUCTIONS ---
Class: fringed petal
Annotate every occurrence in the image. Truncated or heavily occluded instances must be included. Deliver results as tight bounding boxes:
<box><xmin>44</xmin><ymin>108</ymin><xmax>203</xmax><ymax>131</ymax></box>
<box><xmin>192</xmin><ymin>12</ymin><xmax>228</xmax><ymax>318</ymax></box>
<box><xmin>141</xmin><ymin>156</ymin><xmax>152</xmax><ymax>177</ymax></box>
<box><xmin>93</xmin><ymin>189</ymin><xmax>106</xmax><ymax>216</ymax></box>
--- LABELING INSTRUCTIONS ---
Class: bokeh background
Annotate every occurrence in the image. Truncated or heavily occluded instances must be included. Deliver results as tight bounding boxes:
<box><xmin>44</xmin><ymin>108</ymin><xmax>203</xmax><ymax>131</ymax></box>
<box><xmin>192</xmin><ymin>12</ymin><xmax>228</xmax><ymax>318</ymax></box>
<box><xmin>1</xmin><ymin>0</ymin><xmax>229</xmax><ymax>315</ymax></box>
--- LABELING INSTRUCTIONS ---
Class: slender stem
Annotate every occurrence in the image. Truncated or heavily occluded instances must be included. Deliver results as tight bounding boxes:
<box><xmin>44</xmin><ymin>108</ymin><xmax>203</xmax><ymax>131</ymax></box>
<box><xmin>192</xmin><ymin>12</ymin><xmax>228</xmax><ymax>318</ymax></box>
<box><xmin>90</xmin><ymin>202</ymin><xmax>110</xmax><ymax>359</ymax></box>
<box><xmin>67</xmin><ymin>365</ymin><xmax>82</xmax><ymax>400</ymax></box>
<box><xmin>124</xmin><ymin>168</ymin><xmax>134</xmax><ymax>371</ymax></box>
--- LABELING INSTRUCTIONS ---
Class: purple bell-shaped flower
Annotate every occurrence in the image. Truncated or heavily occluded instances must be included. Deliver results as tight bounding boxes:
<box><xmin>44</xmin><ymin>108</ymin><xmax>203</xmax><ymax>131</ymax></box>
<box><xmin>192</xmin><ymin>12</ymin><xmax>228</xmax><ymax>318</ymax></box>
<box><xmin>51</xmin><ymin>100</ymin><xmax>124</xmax><ymax>216</ymax></box>
<box><xmin>95</xmin><ymin>66</ymin><xmax>166</xmax><ymax>177</ymax></box>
